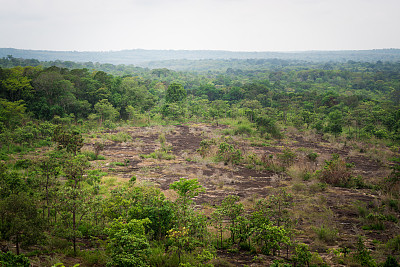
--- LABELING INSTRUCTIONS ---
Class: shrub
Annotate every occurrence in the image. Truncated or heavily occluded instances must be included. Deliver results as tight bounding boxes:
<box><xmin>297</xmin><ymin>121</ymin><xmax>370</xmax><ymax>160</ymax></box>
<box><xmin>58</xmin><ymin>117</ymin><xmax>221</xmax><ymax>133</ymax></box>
<box><xmin>353</xmin><ymin>236</ymin><xmax>376</xmax><ymax>267</ymax></box>
<box><xmin>383</xmin><ymin>255</ymin><xmax>400</xmax><ymax>267</ymax></box>
<box><xmin>319</xmin><ymin>154</ymin><xmax>352</xmax><ymax>186</ymax></box>
<box><xmin>217</xmin><ymin>142</ymin><xmax>242</xmax><ymax>165</ymax></box>
<box><xmin>0</xmin><ymin>251</ymin><xmax>30</xmax><ymax>267</ymax></box>
<box><xmin>292</xmin><ymin>243</ymin><xmax>312</xmax><ymax>267</ymax></box>
<box><xmin>107</xmin><ymin>131</ymin><xmax>132</xmax><ymax>142</ymax></box>
<box><xmin>307</xmin><ymin>152</ymin><xmax>319</xmax><ymax>162</ymax></box>
<box><xmin>197</xmin><ymin>139</ymin><xmax>216</xmax><ymax>158</ymax></box>
<box><xmin>314</xmin><ymin>225</ymin><xmax>338</xmax><ymax>245</ymax></box>
<box><xmin>234</xmin><ymin>125</ymin><xmax>254</xmax><ymax>136</ymax></box>
<box><xmin>277</xmin><ymin>148</ymin><xmax>296</xmax><ymax>168</ymax></box>
<box><xmin>387</xmin><ymin>235</ymin><xmax>400</xmax><ymax>253</ymax></box>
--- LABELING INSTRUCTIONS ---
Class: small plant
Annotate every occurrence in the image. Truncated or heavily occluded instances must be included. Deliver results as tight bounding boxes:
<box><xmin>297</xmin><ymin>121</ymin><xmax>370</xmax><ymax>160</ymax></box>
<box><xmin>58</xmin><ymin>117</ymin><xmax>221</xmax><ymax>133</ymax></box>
<box><xmin>319</xmin><ymin>154</ymin><xmax>352</xmax><ymax>186</ymax></box>
<box><xmin>130</xmin><ymin>175</ymin><xmax>137</xmax><ymax>185</ymax></box>
<box><xmin>353</xmin><ymin>236</ymin><xmax>376</xmax><ymax>267</ymax></box>
<box><xmin>0</xmin><ymin>251</ymin><xmax>30</xmax><ymax>267</ymax></box>
<box><xmin>277</xmin><ymin>148</ymin><xmax>296</xmax><ymax>168</ymax></box>
<box><xmin>292</xmin><ymin>243</ymin><xmax>312</xmax><ymax>267</ymax></box>
<box><xmin>382</xmin><ymin>255</ymin><xmax>400</xmax><ymax>267</ymax></box>
<box><xmin>307</xmin><ymin>152</ymin><xmax>319</xmax><ymax>162</ymax></box>
<box><xmin>141</xmin><ymin>133</ymin><xmax>175</xmax><ymax>160</ymax></box>
<box><xmin>386</xmin><ymin>235</ymin><xmax>400</xmax><ymax>254</ymax></box>
<box><xmin>217</xmin><ymin>142</ymin><xmax>242</xmax><ymax>165</ymax></box>
<box><xmin>106</xmin><ymin>131</ymin><xmax>132</xmax><ymax>142</ymax></box>
<box><xmin>94</xmin><ymin>141</ymin><xmax>104</xmax><ymax>159</ymax></box>
<box><xmin>314</xmin><ymin>225</ymin><xmax>338</xmax><ymax>245</ymax></box>
<box><xmin>362</xmin><ymin>213</ymin><xmax>386</xmax><ymax>230</ymax></box>
<box><xmin>197</xmin><ymin>139</ymin><xmax>216</xmax><ymax>158</ymax></box>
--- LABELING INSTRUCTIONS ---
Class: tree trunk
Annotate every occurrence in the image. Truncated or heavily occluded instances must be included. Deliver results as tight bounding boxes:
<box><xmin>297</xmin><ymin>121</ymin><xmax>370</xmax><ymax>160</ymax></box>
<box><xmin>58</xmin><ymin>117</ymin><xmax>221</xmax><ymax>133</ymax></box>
<box><xmin>73</xmin><ymin>209</ymin><xmax>76</xmax><ymax>254</ymax></box>
<box><xmin>16</xmin><ymin>234</ymin><xmax>20</xmax><ymax>255</ymax></box>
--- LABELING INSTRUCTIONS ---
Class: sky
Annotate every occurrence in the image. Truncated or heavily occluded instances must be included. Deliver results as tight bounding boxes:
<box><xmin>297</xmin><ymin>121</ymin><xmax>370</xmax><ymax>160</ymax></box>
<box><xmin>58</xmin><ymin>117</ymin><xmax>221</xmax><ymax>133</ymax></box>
<box><xmin>1</xmin><ymin>0</ymin><xmax>399</xmax><ymax>52</ymax></box>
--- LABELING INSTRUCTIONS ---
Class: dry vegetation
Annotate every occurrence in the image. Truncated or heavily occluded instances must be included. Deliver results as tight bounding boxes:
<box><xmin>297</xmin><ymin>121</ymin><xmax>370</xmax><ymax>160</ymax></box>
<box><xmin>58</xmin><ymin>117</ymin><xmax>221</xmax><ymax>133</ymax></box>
<box><xmin>78</xmin><ymin>123</ymin><xmax>399</xmax><ymax>266</ymax></box>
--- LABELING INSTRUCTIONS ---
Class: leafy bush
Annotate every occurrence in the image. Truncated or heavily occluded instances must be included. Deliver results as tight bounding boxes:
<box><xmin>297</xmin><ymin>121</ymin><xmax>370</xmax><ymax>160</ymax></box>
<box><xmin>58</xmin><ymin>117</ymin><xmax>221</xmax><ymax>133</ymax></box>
<box><xmin>387</xmin><ymin>235</ymin><xmax>400</xmax><ymax>253</ymax></box>
<box><xmin>197</xmin><ymin>139</ymin><xmax>216</xmax><ymax>158</ymax></box>
<box><xmin>307</xmin><ymin>152</ymin><xmax>319</xmax><ymax>162</ymax></box>
<box><xmin>87</xmin><ymin>169</ymin><xmax>108</xmax><ymax>185</ymax></box>
<box><xmin>353</xmin><ymin>236</ymin><xmax>376</xmax><ymax>267</ymax></box>
<box><xmin>314</xmin><ymin>225</ymin><xmax>338</xmax><ymax>245</ymax></box>
<box><xmin>0</xmin><ymin>251</ymin><xmax>30</xmax><ymax>267</ymax></box>
<box><xmin>383</xmin><ymin>255</ymin><xmax>400</xmax><ymax>267</ymax></box>
<box><xmin>106</xmin><ymin>218</ymin><xmax>151</xmax><ymax>267</ymax></box>
<box><xmin>82</xmin><ymin>150</ymin><xmax>105</xmax><ymax>161</ymax></box>
<box><xmin>255</xmin><ymin>115</ymin><xmax>282</xmax><ymax>139</ymax></box>
<box><xmin>217</xmin><ymin>142</ymin><xmax>242</xmax><ymax>165</ymax></box>
<box><xmin>292</xmin><ymin>243</ymin><xmax>312</xmax><ymax>267</ymax></box>
<box><xmin>319</xmin><ymin>154</ymin><xmax>352</xmax><ymax>186</ymax></box>
<box><xmin>234</xmin><ymin>124</ymin><xmax>254</xmax><ymax>136</ymax></box>
<box><xmin>277</xmin><ymin>148</ymin><xmax>296</xmax><ymax>168</ymax></box>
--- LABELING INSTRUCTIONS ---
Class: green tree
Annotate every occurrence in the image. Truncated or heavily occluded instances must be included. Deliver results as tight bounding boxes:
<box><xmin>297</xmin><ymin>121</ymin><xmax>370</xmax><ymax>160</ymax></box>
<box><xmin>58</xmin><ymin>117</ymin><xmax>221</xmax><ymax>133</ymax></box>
<box><xmin>106</xmin><ymin>217</ymin><xmax>151</xmax><ymax>267</ymax></box>
<box><xmin>0</xmin><ymin>193</ymin><xmax>44</xmax><ymax>255</ymax></box>
<box><xmin>0</xmin><ymin>67</ymin><xmax>34</xmax><ymax>102</ymax></box>
<box><xmin>94</xmin><ymin>99</ymin><xmax>119</xmax><ymax>125</ymax></box>
<box><xmin>0</xmin><ymin>98</ymin><xmax>26</xmax><ymax>130</ymax></box>
<box><xmin>166</xmin><ymin>82</ymin><xmax>186</xmax><ymax>103</ymax></box>
<box><xmin>326</xmin><ymin>110</ymin><xmax>343</xmax><ymax>137</ymax></box>
<box><xmin>52</xmin><ymin>126</ymin><xmax>84</xmax><ymax>155</ymax></box>
<box><xmin>56</xmin><ymin>154</ymin><xmax>90</xmax><ymax>255</ymax></box>
<box><xmin>33</xmin><ymin>154</ymin><xmax>61</xmax><ymax>220</ymax></box>
<box><xmin>219</xmin><ymin>195</ymin><xmax>244</xmax><ymax>244</ymax></box>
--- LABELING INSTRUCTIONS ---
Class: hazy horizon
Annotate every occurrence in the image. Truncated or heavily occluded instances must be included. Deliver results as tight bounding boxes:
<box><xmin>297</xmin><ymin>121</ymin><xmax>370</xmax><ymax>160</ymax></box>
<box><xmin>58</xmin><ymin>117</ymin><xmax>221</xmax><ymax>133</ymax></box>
<box><xmin>1</xmin><ymin>0</ymin><xmax>399</xmax><ymax>52</ymax></box>
<box><xmin>2</xmin><ymin>47</ymin><xmax>400</xmax><ymax>53</ymax></box>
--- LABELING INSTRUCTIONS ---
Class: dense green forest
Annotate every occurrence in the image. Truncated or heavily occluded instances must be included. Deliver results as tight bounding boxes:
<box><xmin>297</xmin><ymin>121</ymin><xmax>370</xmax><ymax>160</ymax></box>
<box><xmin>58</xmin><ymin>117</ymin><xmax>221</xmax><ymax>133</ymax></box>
<box><xmin>0</xmin><ymin>55</ymin><xmax>399</xmax><ymax>266</ymax></box>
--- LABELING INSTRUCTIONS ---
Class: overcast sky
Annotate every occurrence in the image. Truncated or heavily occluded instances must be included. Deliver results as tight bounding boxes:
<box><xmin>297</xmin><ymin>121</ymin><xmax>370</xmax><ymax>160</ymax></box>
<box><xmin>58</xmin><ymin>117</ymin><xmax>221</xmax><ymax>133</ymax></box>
<box><xmin>1</xmin><ymin>0</ymin><xmax>399</xmax><ymax>52</ymax></box>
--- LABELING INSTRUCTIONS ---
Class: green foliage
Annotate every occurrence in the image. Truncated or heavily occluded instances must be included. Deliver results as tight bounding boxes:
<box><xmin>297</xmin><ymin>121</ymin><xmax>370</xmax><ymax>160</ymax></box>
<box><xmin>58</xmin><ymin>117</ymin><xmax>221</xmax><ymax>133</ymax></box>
<box><xmin>0</xmin><ymin>98</ymin><xmax>26</xmax><ymax>129</ymax></box>
<box><xmin>52</xmin><ymin>126</ymin><xmax>84</xmax><ymax>155</ymax></box>
<box><xmin>314</xmin><ymin>225</ymin><xmax>338</xmax><ymax>245</ymax></box>
<box><xmin>319</xmin><ymin>154</ymin><xmax>352</xmax><ymax>186</ymax></box>
<box><xmin>166</xmin><ymin>82</ymin><xmax>187</xmax><ymax>103</ymax></box>
<box><xmin>106</xmin><ymin>217</ymin><xmax>151</xmax><ymax>267</ymax></box>
<box><xmin>253</xmin><ymin>222</ymin><xmax>289</xmax><ymax>255</ymax></box>
<box><xmin>217</xmin><ymin>142</ymin><xmax>242</xmax><ymax>165</ymax></box>
<box><xmin>307</xmin><ymin>152</ymin><xmax>319</xmax><ymax>162</ymax></box>
<box><xmin>170</xmin><ymin>178</ymin><xmax>204</xmax><ymax>200</ymax></box>
<box><xmin>387</xmin><ymin>235</ymin><xmax>400</xmax><ymax>253</ymax></box>
<box><xmin>140</xmin><ymin>133</ymin><xmax>175</xmax><ymax>160</ymax></box>
<box><xmin>82</xmin><ymin>150</ymin><xmax>106</xmax><ymax>161</ymax></box>
<box><xmin>383</xmin><ymin>255</ymin><xmax>400</xmax><ymax>267</ymax></box>
<box><xmin>105</xmin><ymin>131</ymin><xmax>132</xmax><ymax>142</ymax></box>
<box><xmin>277</xmin><ymin>148</ymin><xmax>296</xmax><ymax>168</ymax></box>
<box><xmin>197</xmin><ymin>139</ymin><xmax>216</xmax><ymax>158</ymax></box>
<box><xmin>292</xmin><ymin>243</ymin><xmax>312</xmax><ymax>267</ymax></box>
<box><xmin>353</xmin><ymin>236</ymin><xmax>376</xmax><ymax>267</ymax></box>
<box><xmin>0</xmin><ymin>251</ymin><xmax>30</xmax><ymax>267</ymax></box>
<box><xmin>255</xmin><ymin>115</ymin><xmax>282</xmax><ymax>139</ymax></box>
<box><xmin>86</xmin><ymin>169</ymin><xmax>108</xmax><ymax>185</ymax></box>
<box><xmin>94</xmin><ymin>99</ymin><xmax>119</xmax><ymax>123</ymax></box>
<box><xmin>0</xmin><ymin>193</ymin><xmax>45</xmax><ymax>254</ymax></box>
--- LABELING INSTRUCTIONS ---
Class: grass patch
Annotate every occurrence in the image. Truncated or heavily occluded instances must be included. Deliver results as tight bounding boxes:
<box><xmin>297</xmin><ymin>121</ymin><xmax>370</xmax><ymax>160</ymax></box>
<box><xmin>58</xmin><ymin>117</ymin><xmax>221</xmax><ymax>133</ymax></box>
<box><xmin>314</xmin><ymin>225</ymin><xmax>338</xmax><ymax>245</ymax></box>
<box><xmin>104</xmin><ymin>131</ymin><xmax>132</xmax><ymax>142</ymax></box>
<box><xmin>82</xmin><ymin>150</ymin><xmax>106</xmax><ymax>161</ymax></box>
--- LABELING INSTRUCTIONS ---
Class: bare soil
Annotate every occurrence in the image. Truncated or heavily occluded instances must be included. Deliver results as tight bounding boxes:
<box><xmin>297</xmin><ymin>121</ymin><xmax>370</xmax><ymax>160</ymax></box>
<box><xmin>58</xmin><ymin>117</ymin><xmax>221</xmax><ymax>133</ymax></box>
<box><xmin>81</xmin><ymin>123</ymin><xmax>399</xmax><ymax>266</ymax></box>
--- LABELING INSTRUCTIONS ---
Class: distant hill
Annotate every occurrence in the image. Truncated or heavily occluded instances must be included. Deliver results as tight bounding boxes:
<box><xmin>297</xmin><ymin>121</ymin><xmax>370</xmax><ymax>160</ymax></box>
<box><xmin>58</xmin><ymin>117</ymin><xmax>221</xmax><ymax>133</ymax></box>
<box><xmin>1</xmin><ymin>48</ymin><xmax>400</xmax><ymax>66</ymax></box>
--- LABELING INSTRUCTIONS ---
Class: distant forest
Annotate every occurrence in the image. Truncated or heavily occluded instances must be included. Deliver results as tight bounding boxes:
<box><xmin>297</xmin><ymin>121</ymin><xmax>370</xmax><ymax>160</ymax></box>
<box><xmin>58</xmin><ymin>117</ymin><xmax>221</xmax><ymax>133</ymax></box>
<box><xmin>1</xmin><ymin>48</ymin><xmax>400</xmax><ymax>69</ymax></box>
